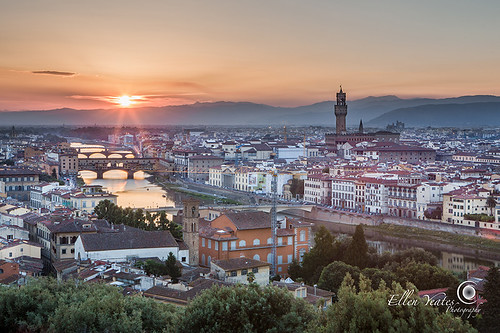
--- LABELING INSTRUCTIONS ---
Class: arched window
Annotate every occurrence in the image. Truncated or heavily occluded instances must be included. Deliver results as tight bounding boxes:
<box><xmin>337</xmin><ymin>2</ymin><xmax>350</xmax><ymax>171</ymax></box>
<box><xmin>253</xmin><ymin>254</ymin><xmax>260</xmax><ymax>261</ymax></box>
<box><xmin>201</xmin><ymin>254</ymin><xmax>205</xmax><ymax>266</ymax></box>
<box><xmin>253</xmin><ymin>239</ymin><xmax>260</xmax><ymax>246</ymax></box>
<box><xmin>239</xmin><ymin>240</ymin><xmax>246</xmax><ymax>248</ymax></box>
<box><xmin>299</xmin><ymin>248</ymin><xmax>306</xmax><ymax>262</ymax></box>
<box><xmin>300</xmin><ymin>230</ymin><xmax>306</xmax><ymax>242</ymax></box>
<box><xmin>267</xmin><ymin>253</ymin><xmax>273</xmax><ymax>264</ymax></box>
<box><xmin>208</xmin><ymin>256</ymin><xmax>211</xmax><ymax>265</ymax></box>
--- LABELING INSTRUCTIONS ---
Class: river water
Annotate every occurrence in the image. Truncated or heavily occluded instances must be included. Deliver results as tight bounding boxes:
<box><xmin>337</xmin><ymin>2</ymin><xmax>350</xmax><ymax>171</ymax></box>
<box><xmin>72</xmin><ymin>142</ymin><xmax>175</xmax><ymax>208</ymax></box>
<box><xmin>306</xmin><ymin>216</ymin><xmax>500</xmax><ymax>274</ymax></box>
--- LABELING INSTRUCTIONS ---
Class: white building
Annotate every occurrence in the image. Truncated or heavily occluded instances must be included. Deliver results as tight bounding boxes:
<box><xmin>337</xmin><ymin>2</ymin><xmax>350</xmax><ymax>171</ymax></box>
<box><xmin>74</xmin><ymin>230</ymin><xmax>189</xmax><ymax>263</ymax></box>
<box><xmin>331</xmin><ymin>177</ymin><xmax>356</xmax><ymax>209</ymax></box>
<box><xmin>211</xmin><ymin>257</ymin><xmax>270</xmax><ymax>286</ymax></box>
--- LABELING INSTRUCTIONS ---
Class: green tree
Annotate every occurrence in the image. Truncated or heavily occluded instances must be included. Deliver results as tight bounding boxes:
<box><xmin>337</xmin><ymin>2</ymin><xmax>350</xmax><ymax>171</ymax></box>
<box><xmin>394</xmin><ymin>261</ymin><xmax>458</xmax><ymax>291</ymax></box>
<box><xmin>300</xmin><ymin>226</ymin><xmax>336</xmax><ymax>284</ymax></box>
<box><xmin>178</xmin><ymin>284</ymin><xmax>318</xmax><ymax>333</ymax></box>
<box><xmin>317</xmin><ymin>261</ymin><xmax>360</xmax><ymax>293</ymax></box>
<box><xmin>343</xmin><ymin>224</ymin><xmax>369</xmax><ymax>269</ymax></box>
<box><xmin>361</xmin><ymin>267</ymin><xmax>400</xmax><ymax>290</ymax></box>
<box><xmin>287</xmin><ymin>259</ymin><xmax>303</xmax><ymax>282</ymax></box>
<box><xmin>165</xmin><ymin>252</ymin><xmax>181</xmax><ymax>283</ymax></box>
<box><xmin>477</xmin><ymin>266</ymin><xmax>500</xmax><ymax>333</ymax></box>
<box><xmin>486</xmin><ymin>195</ymin><xmax>497</xmax><ymax>216</ymax></box>
<box><xmin>144</xmin><ymin>259</ymin><xmax>168</xmax><ymax>277</ymax></box>
<box><xmin>377</xmin><ymin>248</ymin><xmax>438</xmax><ymax>268</ymax></box>
<box><xmin>0</xmin><ymin>277</ymin><xmax>180</xmax><ymax>333</ymax></box>
<box><xmin>323</xmin><ymin>273</ymin><xmax>476</xmax><ymax>333</ymax></box>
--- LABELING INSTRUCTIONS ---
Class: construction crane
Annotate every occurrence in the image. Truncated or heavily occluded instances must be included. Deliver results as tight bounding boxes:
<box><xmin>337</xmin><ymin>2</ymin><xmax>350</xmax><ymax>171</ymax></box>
<box><xmin>270</xmin><ymin>169</ymin><xmax>278</xmax><ymax>276</ymax></box>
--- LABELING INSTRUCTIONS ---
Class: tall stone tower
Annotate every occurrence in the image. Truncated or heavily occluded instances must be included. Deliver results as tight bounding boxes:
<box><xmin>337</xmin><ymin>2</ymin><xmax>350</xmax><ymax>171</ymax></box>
<box><xmin>334</xmin><ymin>86</ymin><xmax>347</xmax><ymax>134</ymax></box>
<box><xmin>182</xmin><ymin>198</ymin><xmax>200</xmax><ymax>266</ymax></box>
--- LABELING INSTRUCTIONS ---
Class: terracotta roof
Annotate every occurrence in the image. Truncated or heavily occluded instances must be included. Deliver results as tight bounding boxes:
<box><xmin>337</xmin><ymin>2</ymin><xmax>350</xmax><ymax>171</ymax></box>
<box><xmin>224</xmin><ymin>211</ymin><xmax>270</xmax><ymax>230</ymax></box>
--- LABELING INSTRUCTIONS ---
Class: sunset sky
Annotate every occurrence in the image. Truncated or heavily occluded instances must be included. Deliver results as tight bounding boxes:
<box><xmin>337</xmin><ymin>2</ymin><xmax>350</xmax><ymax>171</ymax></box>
<box><xmin>1</xmin><ymin>0</ymin><xmax>499</xmax><ymax>110</ymax></box>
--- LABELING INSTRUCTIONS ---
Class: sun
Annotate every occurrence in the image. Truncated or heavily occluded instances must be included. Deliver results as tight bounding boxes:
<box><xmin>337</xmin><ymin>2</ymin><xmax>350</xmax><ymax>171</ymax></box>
<box><xmin>117</xmin><ymin>95</ymin><xmax>132</xmax><ymax>107</ymax></box>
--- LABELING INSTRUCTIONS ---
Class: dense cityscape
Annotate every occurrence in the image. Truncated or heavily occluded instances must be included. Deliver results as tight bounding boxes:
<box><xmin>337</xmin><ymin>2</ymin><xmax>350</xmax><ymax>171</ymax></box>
<box><xmin>0</xmin><ymin>88</ymin><xmax>499</xmax><ymax>331</ymax></box>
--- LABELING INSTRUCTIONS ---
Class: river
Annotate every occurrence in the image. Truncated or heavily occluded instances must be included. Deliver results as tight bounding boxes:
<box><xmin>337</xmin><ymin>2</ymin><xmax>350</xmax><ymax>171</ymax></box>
<box><xmin>72</xmin><ymin>142</ymin><xmax>175</xmax><ymax>208</ymax></box>
<box><xmin>284</xmin><ymin>213</ymin><xmax>500</xmax><ymax>274</ymax></box>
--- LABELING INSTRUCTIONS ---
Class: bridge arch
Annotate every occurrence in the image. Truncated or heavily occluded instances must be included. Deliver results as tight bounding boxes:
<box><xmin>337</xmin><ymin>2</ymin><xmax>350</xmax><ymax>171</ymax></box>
<box><xmin>88</xmin><ymin>152</ymin><xmax>107</xmax><ymax>158</ymax></box>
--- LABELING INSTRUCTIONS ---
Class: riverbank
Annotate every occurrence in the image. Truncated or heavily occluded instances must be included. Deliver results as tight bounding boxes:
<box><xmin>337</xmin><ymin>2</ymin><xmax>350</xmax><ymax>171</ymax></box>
<box><xmin>366</xmin><ymin>223</ymin><xmax>500</xmax><ymax>254</ymax></box>
<box><xmin>283</xmin><ymin>209</ymin><xmax>500</xmax><ymax>260</ymax></box>
<box><xmin>148</xmin><ymin>175</ymin><xmax>242</xmax><ymax>205</ymax></box>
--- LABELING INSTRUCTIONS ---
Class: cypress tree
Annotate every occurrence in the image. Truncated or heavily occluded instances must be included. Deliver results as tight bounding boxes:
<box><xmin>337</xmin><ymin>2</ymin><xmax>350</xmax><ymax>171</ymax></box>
<box><xmin>344</xmin><ymin>224</ymin><xmax>369</xmax><ymax>269</ymax></box>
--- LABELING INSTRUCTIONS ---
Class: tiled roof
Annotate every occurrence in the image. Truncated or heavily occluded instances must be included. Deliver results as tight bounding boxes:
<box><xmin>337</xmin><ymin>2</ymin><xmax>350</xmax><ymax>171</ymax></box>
<box><xmin>224</xmin><ymin>211</ymin><xmax>270</xmax><ymax>230</ymax></box>
<box><xmin>80</xmin><ymin>230</ymin><xmax>178</xmax><ymax>251</ymax></box>
<box><xmin>213</xmin><ymin>257</ymin><xmax>270</xmax><ymax>271</ymax></box>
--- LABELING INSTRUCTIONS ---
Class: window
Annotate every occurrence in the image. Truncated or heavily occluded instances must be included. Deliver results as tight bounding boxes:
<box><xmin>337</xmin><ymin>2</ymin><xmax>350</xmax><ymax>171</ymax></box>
<box><xmin>241</xmin><ymin>269</ymin><xmax>248</xmax><ymax>275</ymax></box>
<box><xmin>288</xmin><ymin>254</ymin><xmax>293</xmax><ymax>263</ymax></box>
<box><xmin>252</xmin><ymin>267</ymin><xmax>259</xmax><ymax>273</ymax></box>
<box><xmin>181</xmin><ymin>256</ymin><xmax>186</xmax><ymax>262</ymax></box>
<box><xmin>278</xmin><ymin>237</ymin><xmax>283</xmax><ymax>246</ymax></box>
<box><xmin>7</xmin><ymin>235</ymin><xmax>13</xmax><ymax>240</ymax></box>
<box><xmin>267</xmin><ymin>253</ymin><xmax>273</xmax><ymax>264</ymax></box>
<box><xmin>239</xmin><ymin>240</ymin><xmax>246</xmax><ymax>248</ymax></box>
<box><xmin>71</xmin><ymin>249</ymin><xmax>75</xmax><ymax>254</ymax></box>
<box><xmin>202</xmin><ymin>254</ymin><xmax>205</xmax><ymax>265</ymax></box>
<box><xmin>222</xmin><ymin>242</ymin><xmax>228</xmax><ymax>251</ymax></box>
<box><xmin>253</xmin><ymin>239</ymin><xmax>260</xmax><ymax>246</ymax></box>
<box><xmin>288</xmin><ymin>236</ymin><xmax>293</xmax><ymax>245</ymax></box>
<box><xmin>202</xmin><ymin>238</ymin><xmax>205</xmax><ymax>247</ymax></box>
<box><xmin>230</xmin><ymin>271</ymin><xmax>237</xmax><ymax>277</ymax></box>
<box><xmin>9</xmin><ymin>252</ymin><xmax>12</xmax><ymax>257</ymax></box>
<box><xmin>278</xmin><ymin>256</ymin><xmax>283</xmax><ymax>264</ymax></box>
<box><xmin>267</xmin><ymin>237</ymin><xmax>272</xmax><ymax>244</ymax></box>
<box><xmin>215</xmin><ymin>241</ymin><xmax>218</xmax><ymax>250</ymax></box>
<box><xmin>253</xmin><ymin>254</ymin><xmax>260</xmax><ymax>261</ymax></box>
<box><xmin>208</xmin><ymin>239</ymin><xmax>211</xmax><ymax>249</ymax></box>
<box><xmin>231</xmin><ymin>241</ymin><xmax>236</xmax><ymax>250</ymax></box>
<box><xmin>299</xmin><ymin>230</ymin><xmax>306</xmax><ymax>242</ymax></box>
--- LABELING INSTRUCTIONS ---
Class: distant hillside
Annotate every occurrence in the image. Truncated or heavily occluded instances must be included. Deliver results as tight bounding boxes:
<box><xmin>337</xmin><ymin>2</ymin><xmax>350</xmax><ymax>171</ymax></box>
<box><xmin>368</xmin><ymin>102</ymin><xmax>500</xmax><ymax>127</ymax></box>
<box><xmin>1</xmin><ymin>95</ymin><xmax>499</xmax><ymax>126</ymax></box>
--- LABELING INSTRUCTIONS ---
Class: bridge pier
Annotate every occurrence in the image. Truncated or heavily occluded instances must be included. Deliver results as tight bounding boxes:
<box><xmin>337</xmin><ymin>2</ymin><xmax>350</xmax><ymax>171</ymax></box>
<box><xmin>127</xmin><ymin>170</ymin><xmax>135</xmax><ymax>179</ymax></box>
<box><xmin>96</xmin><ymin>170</ymin><xmax>104</xmax><ymax>179</ymax></box>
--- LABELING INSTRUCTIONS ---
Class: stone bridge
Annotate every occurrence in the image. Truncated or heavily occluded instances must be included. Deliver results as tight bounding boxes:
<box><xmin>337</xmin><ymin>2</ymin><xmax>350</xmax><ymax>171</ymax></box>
<box><xmin>144</xmin><ymin>204</ymin><xmax>315</xmax><ymax>215</ymax></box>
<box><xmin>76</xmin><ymin>147</ymin><xmax>137</xmax><ymax>159</ymax></box>
<box><xmin>78</xmin><ymin>157</ymin><xmax>161</xmax><ymax>179</ymax></box>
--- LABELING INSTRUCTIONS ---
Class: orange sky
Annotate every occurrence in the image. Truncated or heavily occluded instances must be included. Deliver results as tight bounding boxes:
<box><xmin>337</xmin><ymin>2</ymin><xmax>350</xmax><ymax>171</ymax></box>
<box><xmin>1</xmin><ymin>1</ymin><xmax>499</xmax><ymax>110</ymax></box>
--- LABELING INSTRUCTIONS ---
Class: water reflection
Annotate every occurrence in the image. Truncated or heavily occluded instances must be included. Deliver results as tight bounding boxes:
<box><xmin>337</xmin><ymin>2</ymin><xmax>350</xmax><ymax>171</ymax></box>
<box><xmin>80</xmin><ymin>170</ymin><xmax>174</xmax><ymax>209</ymax></box>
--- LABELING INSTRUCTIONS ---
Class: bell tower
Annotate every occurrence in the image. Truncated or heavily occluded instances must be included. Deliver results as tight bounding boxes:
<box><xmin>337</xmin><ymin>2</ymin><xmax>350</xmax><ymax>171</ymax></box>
<box><xmin>182</xmin><ymin>198</ymin><xmax>200</xmax><ymax>266</ymax></box>
<box><xmin>334</xmin><ymin>86</ymin><xmax>347</xmax><ymax>134</ymax></box>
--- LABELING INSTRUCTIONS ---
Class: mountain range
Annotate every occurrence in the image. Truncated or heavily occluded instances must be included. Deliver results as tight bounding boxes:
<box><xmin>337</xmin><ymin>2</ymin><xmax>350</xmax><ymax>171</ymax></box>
<box><xmin>1</xmin><ymin>95</ymin><xmax>499</xmax><ymax>127</ymax></box>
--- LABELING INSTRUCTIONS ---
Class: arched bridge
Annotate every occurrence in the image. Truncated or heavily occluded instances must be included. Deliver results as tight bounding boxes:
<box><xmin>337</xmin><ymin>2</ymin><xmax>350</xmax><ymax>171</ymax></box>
<box><xmin>78</xmin><ymin>157</ymin><xmax>161</xmax><ymax>179</ymax></box>
<box><xmin>144</xmin><ymin>204</ymin><xmax>315</xmax><ymax>215</ymax></box>
<box><xmin>75</xmin><ymin>147</ymin><xmax>137</xmax><ymax>159</ymax></box>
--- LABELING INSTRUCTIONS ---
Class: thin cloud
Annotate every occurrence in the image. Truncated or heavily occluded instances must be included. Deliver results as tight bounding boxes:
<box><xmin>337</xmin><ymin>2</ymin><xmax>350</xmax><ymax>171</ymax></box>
<box><xmin>32</xmin><ymin>70</ymin><xmax>76</xmax><ymax>76</ymax></box>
